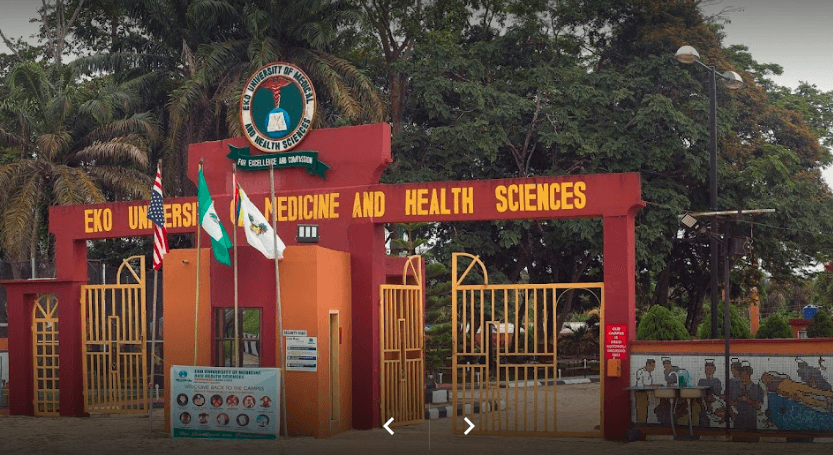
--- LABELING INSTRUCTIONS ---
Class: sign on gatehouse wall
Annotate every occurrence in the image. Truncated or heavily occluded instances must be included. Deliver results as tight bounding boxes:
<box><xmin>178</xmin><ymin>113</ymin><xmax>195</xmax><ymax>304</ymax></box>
<box><xmin>170</xmin><ymin>366</ymin><xmax>280</xmax><ymax>439</ymax></box>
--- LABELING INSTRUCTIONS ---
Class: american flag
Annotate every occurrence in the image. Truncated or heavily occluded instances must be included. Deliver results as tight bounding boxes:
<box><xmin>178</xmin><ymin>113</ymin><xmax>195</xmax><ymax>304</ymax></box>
<box><xmin>147</xmin><ymin>162</ymin><xmax>169</xmax><ymax>270</ymax></box>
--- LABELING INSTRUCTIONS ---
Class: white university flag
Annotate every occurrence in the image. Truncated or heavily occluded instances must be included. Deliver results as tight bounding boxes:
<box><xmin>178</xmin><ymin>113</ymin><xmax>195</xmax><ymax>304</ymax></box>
<box><xmin>237</xmin><ymin>184</ymin><xmax>286</xmax><ymax>259</ymax></box>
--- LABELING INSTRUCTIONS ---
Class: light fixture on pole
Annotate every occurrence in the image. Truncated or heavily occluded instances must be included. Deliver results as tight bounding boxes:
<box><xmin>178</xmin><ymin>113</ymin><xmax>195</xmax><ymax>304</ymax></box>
<box><xmin>676</xmin><ymin>44</ymin><xmax>743</xmax><ymax>436</ymax></box>
<box><xmin>680</xmin><ymin>213</ymin><xmax>698</xmax><ymax>229</ymax></box>
<box><xmin>675</xmin><ymin>45</ymin><xmax>744</xmax><ymax>338</ymax></box>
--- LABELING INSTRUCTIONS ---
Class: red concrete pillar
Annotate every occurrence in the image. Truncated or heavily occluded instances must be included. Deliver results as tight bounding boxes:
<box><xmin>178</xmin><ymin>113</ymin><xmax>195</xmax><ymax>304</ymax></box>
<box><xmin>57</xmin><ymin>282</ymin><xmax>87</xmax><ymax>416</ymax></box>
<box><xmin>7</xmin><ymin>288</ymin><xmax>33</xmax><ymax>415</ymax></box>
<box><xmin>603</xmin><ymin>213</ymin><xmax>638</xmax><ymax>441</ymax></box>
<box><xmin>52</xmin><ymin>230</ymin><xmax>88</xmax><ymax>282</ymax></box>
<box><xmin>50</xmin><ymin>233</ymin><xmax>89</xmax><ymax>416</ymax></box>
<box><xmin>348</xmin><ymin>222</ymin><xmax>386</xmax><ymax>429</ymax></box>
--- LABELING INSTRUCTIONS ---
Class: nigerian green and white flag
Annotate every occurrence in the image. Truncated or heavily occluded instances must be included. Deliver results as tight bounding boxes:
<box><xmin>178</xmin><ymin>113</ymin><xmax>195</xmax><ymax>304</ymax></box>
<box><xmin>198</xmin><ymin>166</ymin><xmax>232</xmax><ymax>266</ymax></box>
<box><xmin>236</xmin><ymin>183</ymin><xmax>285</xmax><ymax>260</ymax></box>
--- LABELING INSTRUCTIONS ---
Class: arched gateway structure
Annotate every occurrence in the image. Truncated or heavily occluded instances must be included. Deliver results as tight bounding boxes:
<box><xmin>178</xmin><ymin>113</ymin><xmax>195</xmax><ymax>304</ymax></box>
<box><xmin>3</xmin><ymin>122</ymin><xmax>643</xmax><ymax>440</ymax></box>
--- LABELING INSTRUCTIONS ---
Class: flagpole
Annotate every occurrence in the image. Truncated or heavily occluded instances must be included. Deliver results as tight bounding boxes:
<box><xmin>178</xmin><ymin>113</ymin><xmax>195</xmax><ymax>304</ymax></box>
<box><xmin>150</xmin><ymin>267</ymin><xmax>159</xmax><ymax>431</ymax></box>
<box><xmin>233</xmin><ymin>163</ymin><xmax>240</xmax><ymax>368</ymax></box>
<box><xmin>194</xmin><ymin>159</ymin><xmax>203</xmax><ymax>366</ymax></box>
<box><xmin>270</xmin><ymin>163</ymin><xmax>288</xmax><ymax>438</ymax></box>
<box><xmin>149</xmin><ymin>162</ymin><xmax>162</xmax><ymax>432</ymax></box>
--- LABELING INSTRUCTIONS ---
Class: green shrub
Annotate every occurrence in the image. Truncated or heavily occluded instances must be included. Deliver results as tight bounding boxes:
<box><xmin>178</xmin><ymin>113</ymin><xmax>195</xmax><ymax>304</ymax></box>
<box><xmin>697</xmin><ymin>301</ymin><xmax>752</xmax><ymax>339</ymax></box>
<box><xmin>636</xmin><ymin>305</ymin><xmax>690</xmax><ymax>340</ymax></box>
<box><xmin>807</xmin><ymin>309</ymin><xmax>833</xmax><ymax>338</ymax></box>
<box><xmin>755</xmin><ymin>313</ymin><xmax>794</xmax><ymax>339</ymax></box>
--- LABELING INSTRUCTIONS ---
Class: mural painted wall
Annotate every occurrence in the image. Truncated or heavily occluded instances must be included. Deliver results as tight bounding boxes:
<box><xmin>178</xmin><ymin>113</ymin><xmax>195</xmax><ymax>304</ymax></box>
<box><xmin>0</xmin><ymin>351</ymin><xmax>7</xmax><ymax>385</ymax></box>
<box><xmin>0</xmin><ymin>351</ymin><xmax>8</xmax><ymax>408</ymax></box>
<box><xmin>630</xmin><ymin>352</ymin><xmax>833</xmax><ymax>432</ymax></box>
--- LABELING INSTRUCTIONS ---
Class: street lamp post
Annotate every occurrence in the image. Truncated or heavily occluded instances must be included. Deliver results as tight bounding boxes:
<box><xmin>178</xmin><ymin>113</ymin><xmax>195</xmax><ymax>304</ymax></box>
<box><xmin>676</xmin><ymin>45</ymin><xmax>742</xmax><ymax>437</ymax></box>
<box><xmin>676</xmin><ymin>45</ymin><xmax>743</xmax><ymax>339</ymax></box>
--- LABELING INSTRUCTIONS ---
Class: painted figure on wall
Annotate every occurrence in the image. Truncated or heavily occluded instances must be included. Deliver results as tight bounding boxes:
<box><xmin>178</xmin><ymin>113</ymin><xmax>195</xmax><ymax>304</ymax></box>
<box><xmin>697</xmin><ymin>359</ymin><xmax>722</xmax><ymax>427</ymax></box>
<box><xmin>797</xmin><ymin>358</ymin><xmax>832</xmax><ymax>392</ymax></box>
<box><xmin>714</xmin><ymin>358</ymin><xmax>743</xmax><ymax>424</ymax></box>
<box><xmin>630</xmin><ymin>354</ymin><xmax>833</xmax><ymax>433</ymax></box>
<box><xmin>761</xmin><ymin>372</ymin><xmax>833</xmax><ymax>411</ymax></box>
<box><xmin>728</xmin><ymin>364</ymin><xmax>763</xmax><ymax>430</ymax></box>
<box><xmin>656</xmin><ymin>357</ymin><xmax>687</xmax><ymax>424</ymax></box>
<box><xmin>662</xmin><ymin>357</ymin><xmax>680</xmax><ymax>385</ymax></box>
<box><xmin>634</xmin><ymin>358</ymin><xmax>661</xmax><ymax>423</ymax></box>
<box><xmin>764</xmin><ymin>358</ymin><xmax>833</xmax><ymax>431</ymax></box>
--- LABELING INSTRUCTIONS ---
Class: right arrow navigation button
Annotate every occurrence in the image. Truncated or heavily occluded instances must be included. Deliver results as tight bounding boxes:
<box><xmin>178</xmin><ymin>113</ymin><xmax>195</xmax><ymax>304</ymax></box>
<box><xmin>463</xmin><ymin>417</ymin><xmax>475</xmax><ymax>435</ymax></box>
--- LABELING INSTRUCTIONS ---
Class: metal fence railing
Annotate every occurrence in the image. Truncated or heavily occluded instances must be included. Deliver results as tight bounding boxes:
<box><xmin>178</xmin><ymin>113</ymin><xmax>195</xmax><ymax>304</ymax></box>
<box><xmin>0</xmin><ymin>261</ymin><xmax>56</xmax><ymax>280</ymax></box>
<box><xmin>0</xmin><ymin>260</ymin><xmax>164</xmax><ymax>347</ymax></box>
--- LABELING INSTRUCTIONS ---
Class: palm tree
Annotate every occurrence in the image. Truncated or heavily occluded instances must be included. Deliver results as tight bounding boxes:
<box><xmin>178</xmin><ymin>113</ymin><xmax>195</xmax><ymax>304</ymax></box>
<box><xmin>0</xmin><ymin>61</ymin><xmax>156</xmax><ymax>272</ymax></box>
<box><xmin>170</xmin><ymin>0</ymin><xmax>387</xmax><ymax>140</ymax></box>
<box><xmin>77</xmin><ymin>0</ymin><xmax>386</xmax><ymax>196</ymax></box>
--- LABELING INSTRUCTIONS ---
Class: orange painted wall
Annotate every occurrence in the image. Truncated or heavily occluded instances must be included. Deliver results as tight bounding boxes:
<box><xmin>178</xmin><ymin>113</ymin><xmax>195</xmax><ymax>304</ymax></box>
<box><xmin>749</xmin><ymin>304</ymin><xmax>760</xmax><ymax>336</ymax></box>
<box><xmin>279</xmin><ymin>246</ymin><xmax>352</xmax><ymax>437</ymax></box>
<box><xmin>162</xmin><ymin>248</ymin><xmax>212</xmax><ymax>432</ymax></box>
<box><xmin>631</xmin><ymin>338</ymin><xmax>833</xmax><ymax>354</ymax></box>
<box><xmin>0</xmin><ymin>338</ymin><xmax>7</xmax><ymax>351</ymax></box>
<box><xmin>161</xmin><ymin>245</ymin><xmax>352</xmax><ymax>438</ymax></box>
<box><xmin>790</xmin><ymin>319</ymin><xmax>811</xmax><ymax>338</ymax></box>
<box><xmin>315</xmin><ymin>247</ymin><xmax>352</xmax><ymax>437</ymax></box>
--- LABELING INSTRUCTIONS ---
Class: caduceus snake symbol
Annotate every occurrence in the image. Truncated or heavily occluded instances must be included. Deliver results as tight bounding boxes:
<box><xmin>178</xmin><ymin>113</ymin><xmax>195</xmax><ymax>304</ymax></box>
<box><xmin>261</xmin><ymin>77</ymin><xmax>292</xmax><ymax>135</ymax></box>
<box><xmin>262</xmin><ymin>77</ymin><xmax>291</xmax><ymax>107</ymax></box>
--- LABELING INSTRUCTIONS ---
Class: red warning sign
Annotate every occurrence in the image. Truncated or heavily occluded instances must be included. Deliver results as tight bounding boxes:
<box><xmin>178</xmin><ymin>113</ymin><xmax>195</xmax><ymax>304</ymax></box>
<box><xmin>604</xmin><ymin>324</ymin><xmax>627</xmax><ymax>359</ymax></box>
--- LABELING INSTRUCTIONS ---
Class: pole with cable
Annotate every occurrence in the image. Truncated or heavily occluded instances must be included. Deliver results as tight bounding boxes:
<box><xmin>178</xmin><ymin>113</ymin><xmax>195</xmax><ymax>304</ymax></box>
<box><xmin>270</xmin><ymin>164</ymin><xmax>289</xmax><ymax>438</ymax></box>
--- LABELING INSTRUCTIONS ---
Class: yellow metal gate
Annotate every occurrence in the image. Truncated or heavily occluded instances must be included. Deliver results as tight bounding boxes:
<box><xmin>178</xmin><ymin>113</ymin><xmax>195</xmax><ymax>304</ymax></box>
<box><xmin>452</xmin><ymin>253</ymin><xmax>603</xmax><ymax>436</ymax></box>
<box><xmin>380</xmin><ymin>255</ymin><xmax>425</xmax><ymax>427</ymax></box>
<box><xmin>81</xmin><ymin>256</ymin><xmax>149</xmax><ymax>413</ymax></box>
<box><xmin>33</xmin><ymin>294</ymin><xmax>60</xmax><ymax>416</ymax></box>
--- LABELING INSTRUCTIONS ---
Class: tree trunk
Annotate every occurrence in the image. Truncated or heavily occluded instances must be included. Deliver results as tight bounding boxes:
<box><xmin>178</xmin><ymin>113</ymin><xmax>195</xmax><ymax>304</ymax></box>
<box><xmin>110</xmin><ymin>13</ymin><xmax>118</xmax><ymax>51</ymax></box>
<box><xmin>29</xmin><ymin>207</ymin><xmax>40</xmax><ymax>278</ymax></box>
<box><xmin>555</xmin><ymin>253</ymin><xmax>594</xmax><ymax>336</ymax></box>
<box><xmin>389</xmin><ymin>72</ymin><xmax>407</xmax><ymax>135</ymax></box>
<box><xmin>653</xmin><ymin>264</ymin><xmax>670</xmax><ymax>307</ymax></box>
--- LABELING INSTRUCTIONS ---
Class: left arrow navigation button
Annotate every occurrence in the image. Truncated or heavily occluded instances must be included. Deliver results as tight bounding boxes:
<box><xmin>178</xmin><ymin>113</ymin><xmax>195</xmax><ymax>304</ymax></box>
<box><xmin>383</xmin><ymin>417</ymin><xmax>395</xmax><ymax>435</ymax></box>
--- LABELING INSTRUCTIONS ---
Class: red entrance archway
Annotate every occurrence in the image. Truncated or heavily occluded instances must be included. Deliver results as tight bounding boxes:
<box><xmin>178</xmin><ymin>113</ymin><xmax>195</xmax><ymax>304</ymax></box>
<box><xmin>2</xmin><ymin>123</ymin><xmax>643</xmax><ymax>440</ymax></box>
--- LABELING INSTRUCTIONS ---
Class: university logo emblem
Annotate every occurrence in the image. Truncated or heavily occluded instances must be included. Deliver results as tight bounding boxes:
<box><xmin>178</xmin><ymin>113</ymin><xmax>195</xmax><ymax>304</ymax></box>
<box><xmin>230</xmin><ymin>62</ymin><xmax>329</xmax><ymax>178</ymax></box>
<box><xmin>240</xmin><ymin>63</ymin><xmax>315</xmax><ymax>153</ymax></box>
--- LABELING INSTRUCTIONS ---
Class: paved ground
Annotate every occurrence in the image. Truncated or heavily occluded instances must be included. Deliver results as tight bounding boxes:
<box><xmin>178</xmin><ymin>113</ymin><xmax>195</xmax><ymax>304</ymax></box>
<box><xmin>2</xmin><ymin>381</ymin><xmax>833</xmax><ymax>455</ymax></box>
<box><xmin>0</xmin><ymin>411</ymin><xmax>831</xmax><ymax>455</ymax></box>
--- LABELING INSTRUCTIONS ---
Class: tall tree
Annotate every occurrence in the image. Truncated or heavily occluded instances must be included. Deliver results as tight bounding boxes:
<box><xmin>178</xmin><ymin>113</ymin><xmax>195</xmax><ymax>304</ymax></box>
<box><xmin>385</xmin><ymin>0</ymin><xmax>609</xmax><ymax>334</ymax></box>
<box><xmin>359</xmin><ymin>0</ymin><xmax>470</xmax><ymax>135</ymax></box>
<box><xmin>172</xmin><ymin>0</ymin><xmax>386</xmax><ymax>137</ymax></box>
<box><xmin>584</xmin><ymin>0</ymin><xmax>833</xmax><ymax>332</ymax></box>
<box><xmin>387</xmin><ymin>0</ymin><xmax>833</xmax><ymax>338</ymax></box>
<box><xmin>78</xmin><ymin>0</ymin><xmax>389</xmax><ymax>195</ymax></box>
<box><xmin>37</xmin><ymin>0</ymin><xmax>88</xmax><ymax>65</ymax></box>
